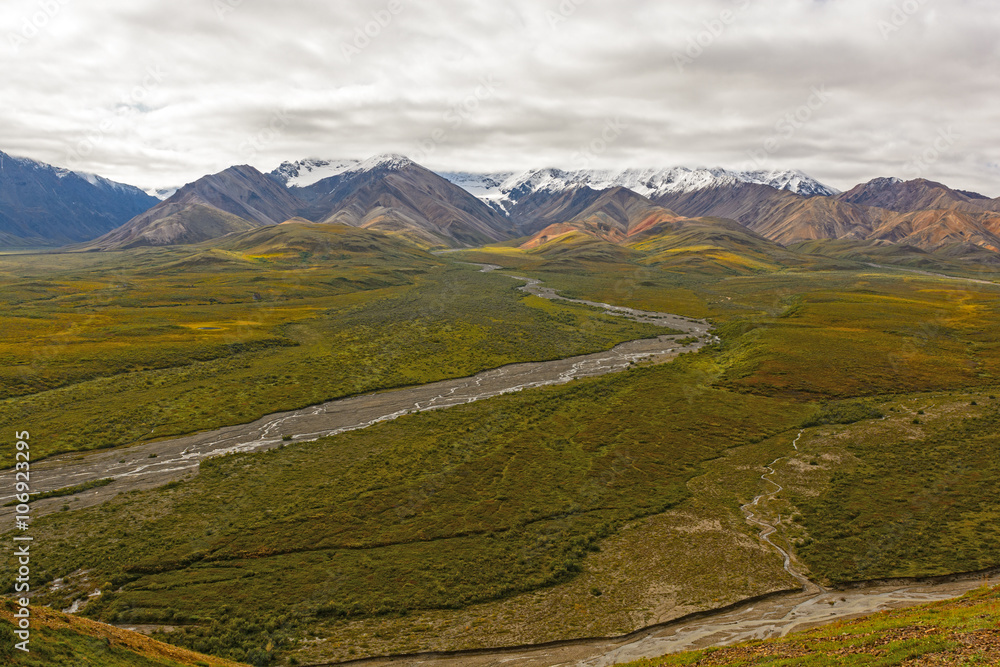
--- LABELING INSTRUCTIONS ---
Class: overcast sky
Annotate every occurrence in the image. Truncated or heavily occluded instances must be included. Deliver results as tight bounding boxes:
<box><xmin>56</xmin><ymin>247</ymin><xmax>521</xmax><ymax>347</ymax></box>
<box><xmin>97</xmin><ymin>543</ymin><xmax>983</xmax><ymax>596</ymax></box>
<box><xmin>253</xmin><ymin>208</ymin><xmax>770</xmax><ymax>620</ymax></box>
<box><xmin>1</xmin><ymin>0</ymin><xmax>997</xmax><ymax>194</ymax></box>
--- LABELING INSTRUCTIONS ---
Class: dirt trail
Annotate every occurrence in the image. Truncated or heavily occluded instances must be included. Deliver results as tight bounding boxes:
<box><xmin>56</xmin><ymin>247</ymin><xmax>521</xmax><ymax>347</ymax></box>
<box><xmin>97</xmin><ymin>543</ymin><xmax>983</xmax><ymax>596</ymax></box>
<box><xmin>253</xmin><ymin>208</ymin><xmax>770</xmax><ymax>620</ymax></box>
<box><xmin>1</xmin><ymin>268</ymin><xmax>712</xmax><ymax>523</ymax></box>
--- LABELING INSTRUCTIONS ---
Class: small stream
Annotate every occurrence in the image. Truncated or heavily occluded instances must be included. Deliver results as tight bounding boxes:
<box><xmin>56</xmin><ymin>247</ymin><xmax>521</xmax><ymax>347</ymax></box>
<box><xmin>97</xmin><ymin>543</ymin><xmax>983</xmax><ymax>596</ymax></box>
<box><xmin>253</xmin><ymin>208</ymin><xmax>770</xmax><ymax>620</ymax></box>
<box><xmin>1</xmin><ymin>267</ymin><xmax>712</xmax><ymax>522</ymax></box>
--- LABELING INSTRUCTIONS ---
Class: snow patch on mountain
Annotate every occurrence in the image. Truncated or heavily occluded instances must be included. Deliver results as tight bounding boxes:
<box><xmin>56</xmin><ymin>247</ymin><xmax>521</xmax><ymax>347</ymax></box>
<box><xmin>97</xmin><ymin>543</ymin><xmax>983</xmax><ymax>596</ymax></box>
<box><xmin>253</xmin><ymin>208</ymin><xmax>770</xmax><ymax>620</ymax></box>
<box><xmin>270</xmin><ymin>158</ymin><xmax>362</xmax><ymax>188</ymax></box>
<box><xmin>437</xmin><ymin>171</ymin><xmax>516</xmax><ymax>198</ymax></box>
<box><xmin>145</xmin><ymin>187</ymin><xmax>178</xmax><ymax>200</ymax></box>
<box><xmin>443</xmin><ymin>166</ymin><xmax>840</xmax><ymax>215</ymax></box>
<box><xmin>271</xmin><ymin>154</ymin><xmax>422</xmax><ymax>188</ymax></box>
<box><xmin>357</xmin><ymin>153</ymin><xmax>416</xmax><ymax>172</ymax></box>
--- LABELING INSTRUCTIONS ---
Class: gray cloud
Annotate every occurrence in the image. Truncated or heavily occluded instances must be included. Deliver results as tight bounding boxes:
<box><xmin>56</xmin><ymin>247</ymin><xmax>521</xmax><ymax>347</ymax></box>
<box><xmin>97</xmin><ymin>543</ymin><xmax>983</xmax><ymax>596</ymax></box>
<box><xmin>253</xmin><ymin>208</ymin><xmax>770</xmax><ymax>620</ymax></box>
<box><xmin>0</xmin><ymin>0</ymin><xmax>996</xmax><ymax>195</ymax></box>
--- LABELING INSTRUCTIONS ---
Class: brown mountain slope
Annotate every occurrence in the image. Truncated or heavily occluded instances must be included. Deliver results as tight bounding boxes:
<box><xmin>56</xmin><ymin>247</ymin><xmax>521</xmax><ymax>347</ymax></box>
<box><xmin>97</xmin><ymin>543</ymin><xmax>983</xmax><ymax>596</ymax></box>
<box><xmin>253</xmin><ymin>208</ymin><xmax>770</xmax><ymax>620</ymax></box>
<box><xmin>85</xmin><ymin>165</ymin><xmax>301</xmax><ymax>249</ymax></box>
<box><xmin>869</xmin><ymin>208</ymin><xmax>1000</xmax><ymax>252</ymax></box>
<box><xmin>83</xmin><ymin>203</ymin><xmax>259</xmax><ymax>250</ymax></box>
<box><xmin>652</xmin><ymin>180</ymin><xmax>1000</xmax><ymax>251</ymax></box>
<box><xmin>837</xmin><ymin>176</ymin><xmax>1000</xmax><ymax>214</ymax></box>
<box><xmin>521</xmin><ymin>187</ymin><xmax>681</xmax><ymax>248</ymax></box>
<box><xmin>300</xmin><ymin>156</ymin><xmax>515</xmax><ymax>248</ymax></box>
<box><xmin>651</xmin><ymin>183</ymin><xmax>878</xmax><ymax>244</ymax></box>
<box><xmin>504</xmin><ymin>185</ymin><xmax>610</xmax><ymax>236</ymax></box>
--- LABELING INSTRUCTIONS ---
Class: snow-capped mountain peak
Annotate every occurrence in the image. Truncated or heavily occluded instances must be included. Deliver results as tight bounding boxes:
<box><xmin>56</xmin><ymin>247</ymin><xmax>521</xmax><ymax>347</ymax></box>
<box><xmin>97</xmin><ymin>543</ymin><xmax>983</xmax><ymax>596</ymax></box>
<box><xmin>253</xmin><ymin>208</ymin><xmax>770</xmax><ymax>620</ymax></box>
<box><xmin>270</xmin><ymin>154</ymin><xmax>420</xmax><ymax>188</ymax></box>
<box><xmin>270</xmin><ymin>158</ymin><xmax>362</xmax><ymax>188</ymax></box>
<box><xmin>441</xmin><ymin>165</ymin><xmax>839</xmax><ymax>216</ymax></box>
<box><xmin>357</xmin><ymin>153</ymin><xmax>416</xmax><ymax>171</ymax></box>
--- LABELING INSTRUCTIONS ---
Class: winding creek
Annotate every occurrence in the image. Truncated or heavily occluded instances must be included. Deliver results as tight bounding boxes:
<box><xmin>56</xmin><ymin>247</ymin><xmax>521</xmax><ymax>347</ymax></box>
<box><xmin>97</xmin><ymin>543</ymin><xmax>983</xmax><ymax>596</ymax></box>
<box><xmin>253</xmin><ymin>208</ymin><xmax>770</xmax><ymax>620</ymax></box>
<box><xmin>0</xmin><ymin>266</ymin><xmax>712</xmax><ymax>521</ymax></box>
<box><xmin>4</xmin><ymin>266</ymin><xmax>994</xmax><ymax>665</ymax></box>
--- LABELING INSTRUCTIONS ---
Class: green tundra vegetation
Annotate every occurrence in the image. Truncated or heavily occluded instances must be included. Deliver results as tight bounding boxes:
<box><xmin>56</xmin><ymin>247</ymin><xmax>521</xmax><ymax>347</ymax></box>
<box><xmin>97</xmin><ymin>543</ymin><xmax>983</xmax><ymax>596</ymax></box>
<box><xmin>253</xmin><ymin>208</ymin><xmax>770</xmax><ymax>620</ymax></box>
<box><xmin>5</xmin><ymin>352</ymin><xmax>814</xmax><ymax>664</ymax></box>
<box><xmin>3</xmin><ymin>225</ymin><xmax>1000</xmax><ymax>664</ymax></box>
<box><xmin>0</xmin><ymin>224</ymin><xmax>664</xmax><ymax>466</ymax></box>
<box><xmin>625</xmin><ymin>584</ymin><xmax>1000</xmax><ymax>666</ymax></box>
<box><xmin>0</xmin><ymin>597</ymin><xmax>248</xmax><ymax>666</ymax></box>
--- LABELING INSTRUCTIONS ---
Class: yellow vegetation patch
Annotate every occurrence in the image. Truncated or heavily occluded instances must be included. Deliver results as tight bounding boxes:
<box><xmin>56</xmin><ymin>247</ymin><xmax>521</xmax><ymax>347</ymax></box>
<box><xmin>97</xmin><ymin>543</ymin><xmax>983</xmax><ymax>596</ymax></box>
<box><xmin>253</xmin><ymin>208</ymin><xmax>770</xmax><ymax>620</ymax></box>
<box><xmin>0</xmin><ymin>599</ymin><xmax>248</xmax><ymax>666</ymax></box>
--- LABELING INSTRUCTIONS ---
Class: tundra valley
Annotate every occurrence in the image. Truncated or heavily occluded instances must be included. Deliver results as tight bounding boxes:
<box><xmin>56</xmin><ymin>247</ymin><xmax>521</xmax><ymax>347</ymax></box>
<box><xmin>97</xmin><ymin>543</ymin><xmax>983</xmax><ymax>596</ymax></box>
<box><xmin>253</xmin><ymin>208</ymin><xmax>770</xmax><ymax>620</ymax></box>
<box><xmin>0</xmin><ymin>150</ymin><xmax>999</xmax><ymax>667</ymax></box>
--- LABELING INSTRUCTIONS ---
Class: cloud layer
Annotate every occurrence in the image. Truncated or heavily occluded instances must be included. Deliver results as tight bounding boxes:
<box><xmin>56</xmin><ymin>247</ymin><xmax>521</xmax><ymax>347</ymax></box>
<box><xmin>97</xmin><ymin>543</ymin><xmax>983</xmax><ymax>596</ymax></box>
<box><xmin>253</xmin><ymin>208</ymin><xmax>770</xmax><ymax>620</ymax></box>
<box><xmin>1</xmin><ymin>0</ymin><xmax>997</xmax><ymax>194</ymax></box>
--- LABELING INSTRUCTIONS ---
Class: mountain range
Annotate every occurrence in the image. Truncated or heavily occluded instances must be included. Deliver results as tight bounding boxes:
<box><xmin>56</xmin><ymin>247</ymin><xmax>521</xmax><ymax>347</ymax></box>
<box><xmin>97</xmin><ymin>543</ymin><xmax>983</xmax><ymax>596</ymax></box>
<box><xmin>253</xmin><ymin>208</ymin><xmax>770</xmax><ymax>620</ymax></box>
<box><xmin>2</xmin><ymin>149</ymin><xmax>998</xmax><ymax>256</ymax></box>
<box><xmin>0</xmin><ymin>150</ymin><xmax>157</xmax><ymax>247</ymax></box>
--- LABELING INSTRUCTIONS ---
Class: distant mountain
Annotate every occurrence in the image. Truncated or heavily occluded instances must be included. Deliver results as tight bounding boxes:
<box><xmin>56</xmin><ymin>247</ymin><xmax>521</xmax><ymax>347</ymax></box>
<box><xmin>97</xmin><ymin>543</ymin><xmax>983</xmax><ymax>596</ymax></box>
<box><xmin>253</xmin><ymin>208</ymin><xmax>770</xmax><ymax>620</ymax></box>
<box><xmin>293</xmin><ymin>155</ymin><xmax>516</xmax><ymax>248</ymax></box>
<box><xmin>651</xmin><ymin>178</ymin><xmax>1000</xmax><ymax>250</ymax></box>
<box><xmin>435</xmin><ymin>171</ymin><xmax>515</xmax><ymax>201</ymax></box>
<box><xmin>521</xmin><ymin>187</ymin><xmax>681</xmax><ymax>248</ymax></box>
<box><xmin>63</xmin><ymin>151</ymin><xmax>1000</xmax><ymax>257</ymax></box>
<box><xmin>836</xmin><ymin>177</ymin><xmax>1000</xmax><ymax>214</ymax></box>
<box><xmin>91</xmin><ymin>155</ymin><xmax>515</xmax><ymax>250</ymax></box>
<box><xmin>85</xmin><ymin>164</ymin><xmax>299</xmax><ymax>250</ymax></box>
<box><xmin>647</xmin><ymin>182</ymin><xmax>878</xmax><ymax>245</ymax></box>
<box><xmin>443</xmin><ymin>166</ymin><xmax>839</xmax><ymax>227</ymax></box>
<box><xmin>0</xmin><ymin>150</ymin><xmax>157</xmax><ymax>246</ymax></box>
<box><xmin>868</xmin><ymin>208</ymin><xmax>1000</xmax><ymax>252</ymax></box>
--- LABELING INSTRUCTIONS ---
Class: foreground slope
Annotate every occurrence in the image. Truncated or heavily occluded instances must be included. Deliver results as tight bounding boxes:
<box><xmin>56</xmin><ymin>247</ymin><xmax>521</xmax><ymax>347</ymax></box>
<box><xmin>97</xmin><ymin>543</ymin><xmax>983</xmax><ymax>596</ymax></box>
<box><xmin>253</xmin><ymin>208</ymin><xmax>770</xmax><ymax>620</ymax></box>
<box><xmin>0</xmin><ymin>599</ymin><xmax>247</xmax><ymax>667</ymax></box>
<box><xmin>624</xmin><ymin>584</ymin><xmax>1000</xmax><ymax>667</ymax></box>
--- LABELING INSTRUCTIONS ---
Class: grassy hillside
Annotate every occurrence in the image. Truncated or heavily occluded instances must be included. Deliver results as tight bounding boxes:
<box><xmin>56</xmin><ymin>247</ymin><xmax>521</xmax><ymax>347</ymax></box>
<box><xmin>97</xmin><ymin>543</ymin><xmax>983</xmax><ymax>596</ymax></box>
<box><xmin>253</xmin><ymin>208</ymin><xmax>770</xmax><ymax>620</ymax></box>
<box><xmin>624</xmin><ymin>584</ymin><xmax>1000</xmax><ymax>666</ymax></box>
<box><xmin>0</xmin><ymin>599</ymin><xmax>247</xmax><ymax>667</ymax></box>
<box><xmin>780</xmin><ymin>393</ymin><xmax>1000</xmax><ymax>584</ymax></box>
